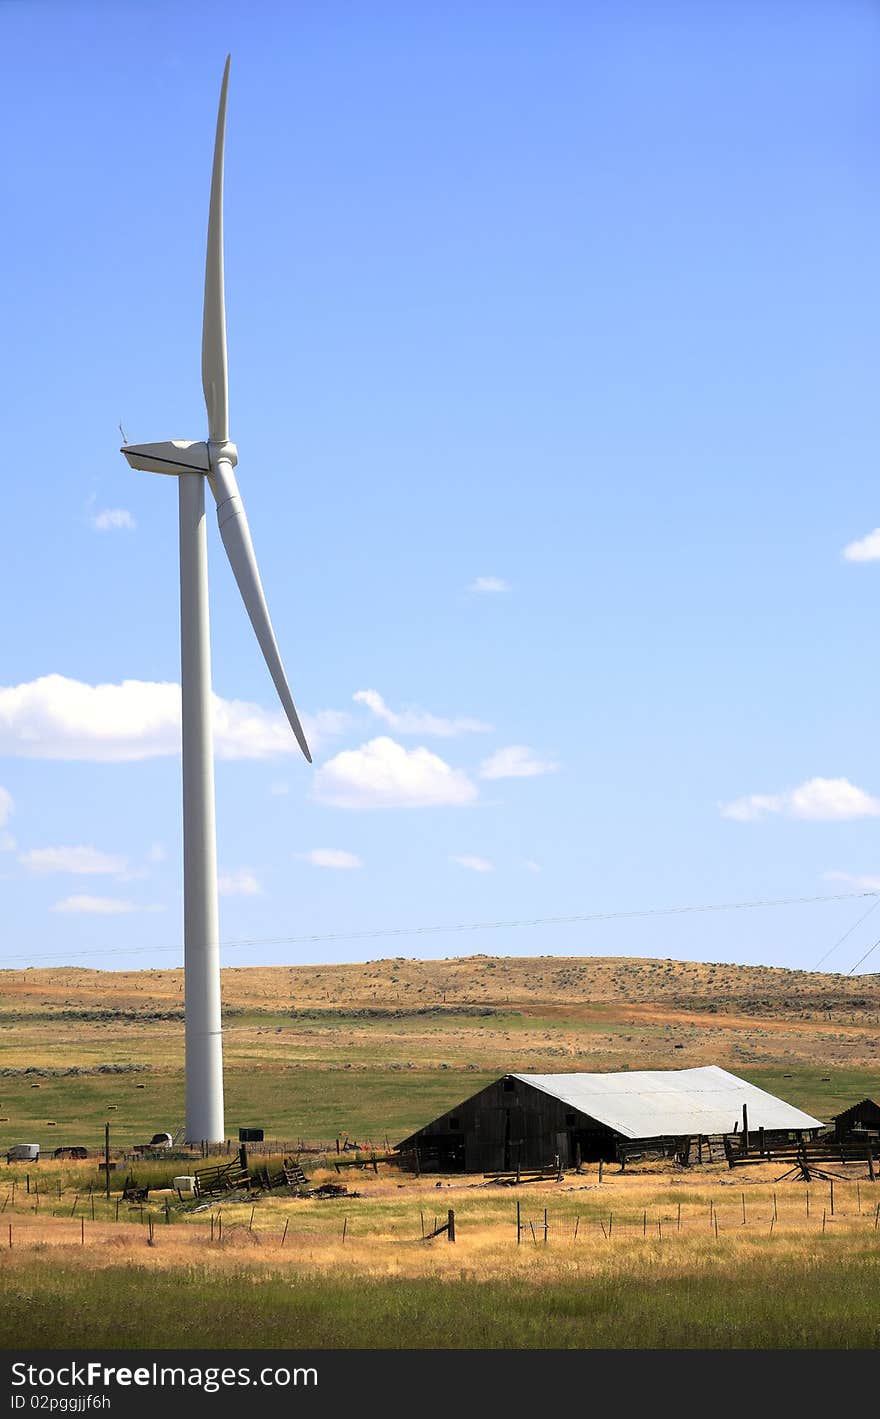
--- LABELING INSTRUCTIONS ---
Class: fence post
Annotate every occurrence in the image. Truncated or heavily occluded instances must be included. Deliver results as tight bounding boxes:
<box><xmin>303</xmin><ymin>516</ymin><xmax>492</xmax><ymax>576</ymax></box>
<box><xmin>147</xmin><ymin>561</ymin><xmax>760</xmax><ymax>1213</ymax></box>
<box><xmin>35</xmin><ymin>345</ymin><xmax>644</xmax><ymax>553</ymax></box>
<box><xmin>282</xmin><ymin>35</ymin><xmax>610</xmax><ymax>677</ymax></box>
<box><xmin>447</xmin><ymin>1209</ymin><xmax>455</xmax><ymax>1243</ymax></box>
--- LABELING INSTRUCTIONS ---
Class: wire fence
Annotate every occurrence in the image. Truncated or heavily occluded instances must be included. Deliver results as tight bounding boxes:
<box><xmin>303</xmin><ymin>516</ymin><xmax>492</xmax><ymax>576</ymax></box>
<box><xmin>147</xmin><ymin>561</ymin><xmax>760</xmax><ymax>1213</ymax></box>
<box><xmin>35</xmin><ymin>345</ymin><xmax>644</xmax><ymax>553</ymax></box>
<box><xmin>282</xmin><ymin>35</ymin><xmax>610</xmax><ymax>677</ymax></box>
<box><xmin>2</xmin><ymin>1177</ymin><xmax>879</xmax><ymax>1252</ymax></box>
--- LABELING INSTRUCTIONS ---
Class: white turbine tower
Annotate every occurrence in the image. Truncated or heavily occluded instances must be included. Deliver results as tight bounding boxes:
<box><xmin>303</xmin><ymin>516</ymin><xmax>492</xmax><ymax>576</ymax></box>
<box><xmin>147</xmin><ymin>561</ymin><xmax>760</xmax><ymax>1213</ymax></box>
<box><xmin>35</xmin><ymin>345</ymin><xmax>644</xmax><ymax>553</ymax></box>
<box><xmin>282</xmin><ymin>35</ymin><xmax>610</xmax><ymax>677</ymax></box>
<box><xmin>121</xmin><ymin>56</ymin><xmax>311</xmax><ymax>1144</ymax></box>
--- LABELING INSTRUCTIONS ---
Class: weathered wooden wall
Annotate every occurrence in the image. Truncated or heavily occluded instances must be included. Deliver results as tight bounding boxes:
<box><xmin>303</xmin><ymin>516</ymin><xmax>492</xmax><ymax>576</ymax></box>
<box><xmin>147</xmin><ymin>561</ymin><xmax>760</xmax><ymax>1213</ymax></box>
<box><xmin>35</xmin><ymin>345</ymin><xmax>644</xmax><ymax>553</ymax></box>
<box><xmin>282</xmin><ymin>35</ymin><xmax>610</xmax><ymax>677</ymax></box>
<box><xmin>398</xmin><ymin>1076</ymin><xmax>619</xmax><ymax>1172</ymax></box>
<box><xmin>832</xmin><ymin>1098</ymin><xmax>880</xmax><ymax>1141</ymax></box>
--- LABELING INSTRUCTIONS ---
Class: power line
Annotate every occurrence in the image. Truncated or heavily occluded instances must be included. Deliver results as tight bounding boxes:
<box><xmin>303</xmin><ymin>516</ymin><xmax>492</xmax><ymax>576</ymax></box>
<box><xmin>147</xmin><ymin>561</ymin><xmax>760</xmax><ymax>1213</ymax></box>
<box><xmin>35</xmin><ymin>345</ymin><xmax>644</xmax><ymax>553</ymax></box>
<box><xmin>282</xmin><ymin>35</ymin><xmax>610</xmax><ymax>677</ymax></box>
<box><xmin>1</xmin><ymin>889</ymin><xmax>876</xmax><ymax>967</ymax></box>
<box><xmin>848</xmin><ymin>935</ymin><xmax>880</xmax><ymax>975</ymax></box>
<box><xmin>814</xmin><ymin>895</ymin><xmax>880</xmax><ymax>969</ymax></box>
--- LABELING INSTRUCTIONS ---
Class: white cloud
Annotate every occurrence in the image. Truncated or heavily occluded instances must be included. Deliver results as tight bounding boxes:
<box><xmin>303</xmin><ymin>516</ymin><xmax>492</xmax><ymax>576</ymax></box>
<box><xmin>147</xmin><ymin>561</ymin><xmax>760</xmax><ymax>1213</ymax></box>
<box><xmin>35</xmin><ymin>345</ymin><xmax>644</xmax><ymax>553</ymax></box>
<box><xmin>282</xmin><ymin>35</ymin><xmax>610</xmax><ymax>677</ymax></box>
<box><xmin>0</xmin><ymin>832</ymin><xmax>15</xmax><ymax>853</ymax></box>
<box><xmin>218</xmin><ymin>869</ymin><xmax>262</xmax><ymax>896</ymax></box>
<box><xmin>148</xmin><ymin>842</ymin><xmax>167</xmax><ymax>863</ymax></box>
<box><xmin>91</xmin><ymin>508</ymin><xmax>136</xmax><ymax>532</ymax></box>
<box><xmin>451</xmin><ymin>854</ymin><xmax>492</xmax><ymax>872</ymax></box>
<box><xmin>479</xmin><ymin>745</ymin><xmax>559</xmax><ymax>780</ymax></box>
<box><xmin>19</xmin><ymin>845</ymin><xmax>128</xmax><ymax>876</ymax></box>
<box><xmin>523</xmin><ymin>859</ymin><xmax>542</xmax><ymax>873</ymax></box>
<box><xmin>721</xmin><ymin>777</ymin><xmax>880</xmax><ymax>822</ymax></box>
<box><xmin>823</xmin><ymin>870</ymin><xmax>880</xmax><ymax>891</ymax></box>
<box><xmin>468</xmin><ymin>576</ymin><xmax>510</xmax><ymax>594</ymax></box>
<box><xmin>314</xmin><ymin>736</ymin><xmax>478</xmax><ymax>810</ymax></box>
<box><xmin>50</xmin><ymin>895</ymin><xmax>151</xmax><ymax>915</ymax></box>
<box><xmin>300</xmin><ymin>849</ymin><xmax>363</xmax><ymax>870</ymax></box>
<box><xmin>842</xmin><ymin>529</ymin><xmax>880</xmax><ymax>563</ymax></box>
<box><xmin>353</xmin><ymin>689</ymin><xmax>492</xmax><ymax>737</ymax></box>
<box><xmin>720</xmin><ymin>793</ymin><xmax>782</xmax><ymax>822</ymax></box>
<box><xmin>0</xmin><ymin>674</ymin><xmax>344</xmax><ymax>761</ymax></box>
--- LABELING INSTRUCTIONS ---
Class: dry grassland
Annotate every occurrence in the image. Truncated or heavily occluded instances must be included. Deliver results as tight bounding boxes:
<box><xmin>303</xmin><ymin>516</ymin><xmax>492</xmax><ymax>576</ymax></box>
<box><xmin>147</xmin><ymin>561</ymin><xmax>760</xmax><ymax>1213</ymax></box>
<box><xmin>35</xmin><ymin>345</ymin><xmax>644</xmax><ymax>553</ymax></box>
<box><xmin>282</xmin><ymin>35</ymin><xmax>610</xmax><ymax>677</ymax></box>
<box><xmin>2</xmin><ymin>1162</ymin><xmax>879</xmax><ymax>1348</ymax></box>
<box><xmin>1</xmin><ymin>955</ymin><xmax>878</xmax><ymax>1346</ymax></box>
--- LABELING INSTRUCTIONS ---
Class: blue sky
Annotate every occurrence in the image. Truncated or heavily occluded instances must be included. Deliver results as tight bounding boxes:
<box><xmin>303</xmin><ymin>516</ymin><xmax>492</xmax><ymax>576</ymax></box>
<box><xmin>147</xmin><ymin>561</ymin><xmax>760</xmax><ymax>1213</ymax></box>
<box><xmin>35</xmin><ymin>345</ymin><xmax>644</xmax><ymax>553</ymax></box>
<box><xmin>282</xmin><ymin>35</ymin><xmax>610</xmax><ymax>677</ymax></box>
<box><xmin>2</xmin><ymin>0</ymin><xmax>880</xmax><ymax>975</ymax></box>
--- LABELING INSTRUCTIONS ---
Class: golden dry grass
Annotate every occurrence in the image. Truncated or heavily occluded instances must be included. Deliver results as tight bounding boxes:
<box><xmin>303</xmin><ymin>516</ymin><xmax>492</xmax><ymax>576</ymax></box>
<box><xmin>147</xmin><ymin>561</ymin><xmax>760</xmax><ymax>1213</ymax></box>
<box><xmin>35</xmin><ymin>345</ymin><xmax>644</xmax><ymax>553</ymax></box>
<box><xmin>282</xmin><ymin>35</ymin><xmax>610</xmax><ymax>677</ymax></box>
<box><xmin>2</xmin><ymin>1162</ymin><xmax>877</xmax><ymax>1282</ymax></box>
<box><xmin>3</xmin><ymin>956</ymin><xmax>879</xmax><ymax>1077</ymax></box>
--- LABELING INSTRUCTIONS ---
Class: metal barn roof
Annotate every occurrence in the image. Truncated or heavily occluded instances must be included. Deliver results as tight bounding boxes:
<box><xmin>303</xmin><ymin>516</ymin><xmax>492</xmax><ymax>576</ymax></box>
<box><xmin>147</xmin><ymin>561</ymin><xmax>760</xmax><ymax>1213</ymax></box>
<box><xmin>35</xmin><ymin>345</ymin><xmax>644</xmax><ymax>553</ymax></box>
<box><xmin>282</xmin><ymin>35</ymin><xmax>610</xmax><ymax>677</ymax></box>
<box><xmin>512</xmin><ymin>1066</ymin><xmax>823</xmax><ymax>1138</ymax></box>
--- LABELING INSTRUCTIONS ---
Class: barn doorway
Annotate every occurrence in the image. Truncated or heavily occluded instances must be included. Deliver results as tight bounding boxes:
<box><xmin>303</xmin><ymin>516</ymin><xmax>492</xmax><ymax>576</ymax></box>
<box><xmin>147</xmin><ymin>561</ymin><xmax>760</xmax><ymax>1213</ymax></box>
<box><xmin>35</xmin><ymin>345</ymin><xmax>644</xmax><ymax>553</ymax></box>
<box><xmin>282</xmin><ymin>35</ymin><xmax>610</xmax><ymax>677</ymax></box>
<box><xmin>571</xmin><ymin>1126</ymin><xmax>617</xmax><ymax>1163</ymax></box>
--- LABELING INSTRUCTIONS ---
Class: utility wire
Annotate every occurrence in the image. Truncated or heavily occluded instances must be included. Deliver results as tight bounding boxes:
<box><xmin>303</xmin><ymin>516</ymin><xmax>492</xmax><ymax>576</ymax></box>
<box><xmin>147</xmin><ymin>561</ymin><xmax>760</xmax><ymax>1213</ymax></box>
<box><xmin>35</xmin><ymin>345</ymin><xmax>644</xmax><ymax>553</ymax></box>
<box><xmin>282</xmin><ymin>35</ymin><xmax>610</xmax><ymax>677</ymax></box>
<box><xmin>0</xmin><ymin>889</ymin><xmax>876</xmax><ymax>967</ymax></box>
<box><xmin>814</xmin><ymin>895</ymin><xmax>880</xmax><ymax>969</ymax></box>
<box><xmin>848</xmin><ymin>935</ymin><xmax>880</xmax><ymax>975</ymax></box>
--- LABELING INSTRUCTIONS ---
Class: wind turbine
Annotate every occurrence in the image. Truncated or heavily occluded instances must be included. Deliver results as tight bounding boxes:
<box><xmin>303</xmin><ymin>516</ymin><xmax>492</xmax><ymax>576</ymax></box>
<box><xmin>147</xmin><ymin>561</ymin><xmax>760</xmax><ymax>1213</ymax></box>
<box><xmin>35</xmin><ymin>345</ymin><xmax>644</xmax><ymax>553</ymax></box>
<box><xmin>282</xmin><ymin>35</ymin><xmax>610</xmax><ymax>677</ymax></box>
<box><xmin>121</xmin><ymin>56</ymin><xmax>311</xmax><ymax>1144</ymax></box>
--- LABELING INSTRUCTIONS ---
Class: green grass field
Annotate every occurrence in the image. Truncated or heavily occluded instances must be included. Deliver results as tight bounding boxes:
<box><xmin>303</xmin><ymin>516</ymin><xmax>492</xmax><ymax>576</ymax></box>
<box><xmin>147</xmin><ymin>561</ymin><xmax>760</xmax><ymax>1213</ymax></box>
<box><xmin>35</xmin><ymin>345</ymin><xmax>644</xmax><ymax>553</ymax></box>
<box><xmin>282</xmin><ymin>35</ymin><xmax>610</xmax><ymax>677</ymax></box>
<box><xmin>2</xmin><ymin>1059</ymin><xmax>877</xmax><ymax>1156</ymax></box>
<box><xmin>2</xmin><ymin>1255</ymin><xmax>877</xmax><ymax>1349</ymax></box>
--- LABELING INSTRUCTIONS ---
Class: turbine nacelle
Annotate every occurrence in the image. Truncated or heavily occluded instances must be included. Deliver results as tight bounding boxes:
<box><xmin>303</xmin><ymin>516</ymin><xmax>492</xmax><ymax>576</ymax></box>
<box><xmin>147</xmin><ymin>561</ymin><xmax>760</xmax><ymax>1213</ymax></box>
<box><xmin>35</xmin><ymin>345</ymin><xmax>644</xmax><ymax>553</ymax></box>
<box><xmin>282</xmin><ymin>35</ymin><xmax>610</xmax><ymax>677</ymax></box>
<box><xmin>121</xmin><ymin>440</ymin><xmax>239</xmax><ymax>476</ymax></box>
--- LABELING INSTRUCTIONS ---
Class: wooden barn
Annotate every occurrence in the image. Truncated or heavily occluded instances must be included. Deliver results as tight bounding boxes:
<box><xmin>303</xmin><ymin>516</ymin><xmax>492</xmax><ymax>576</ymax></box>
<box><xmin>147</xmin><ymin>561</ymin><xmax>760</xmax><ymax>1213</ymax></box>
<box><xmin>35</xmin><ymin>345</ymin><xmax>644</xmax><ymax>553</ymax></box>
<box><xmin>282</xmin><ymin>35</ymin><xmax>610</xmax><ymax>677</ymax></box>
<box><xmin>396</xmin><ymin>1066</ymin><xmax>823</xmax><ymax>1173</ymax></box>
<box><xmin>828</xmin><ymin>1098</ymin><xmax>880</xmax><ymax>1144</ymax></box>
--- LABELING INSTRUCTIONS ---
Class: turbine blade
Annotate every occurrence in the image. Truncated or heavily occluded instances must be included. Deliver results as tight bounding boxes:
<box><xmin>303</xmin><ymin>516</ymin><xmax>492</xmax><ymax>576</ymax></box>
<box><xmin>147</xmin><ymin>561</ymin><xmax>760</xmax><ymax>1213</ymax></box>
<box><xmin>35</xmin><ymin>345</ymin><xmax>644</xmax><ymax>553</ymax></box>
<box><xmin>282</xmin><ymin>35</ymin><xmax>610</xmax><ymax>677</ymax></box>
<box><xmin>202</xmin><ymin>55</ymin><xmax>231</xmax><ymax>444</ymax></box>
<box><xmin>209</xmin><ymin>460</ymin><xmax>312</xmax><ymax>763</ymax></box>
